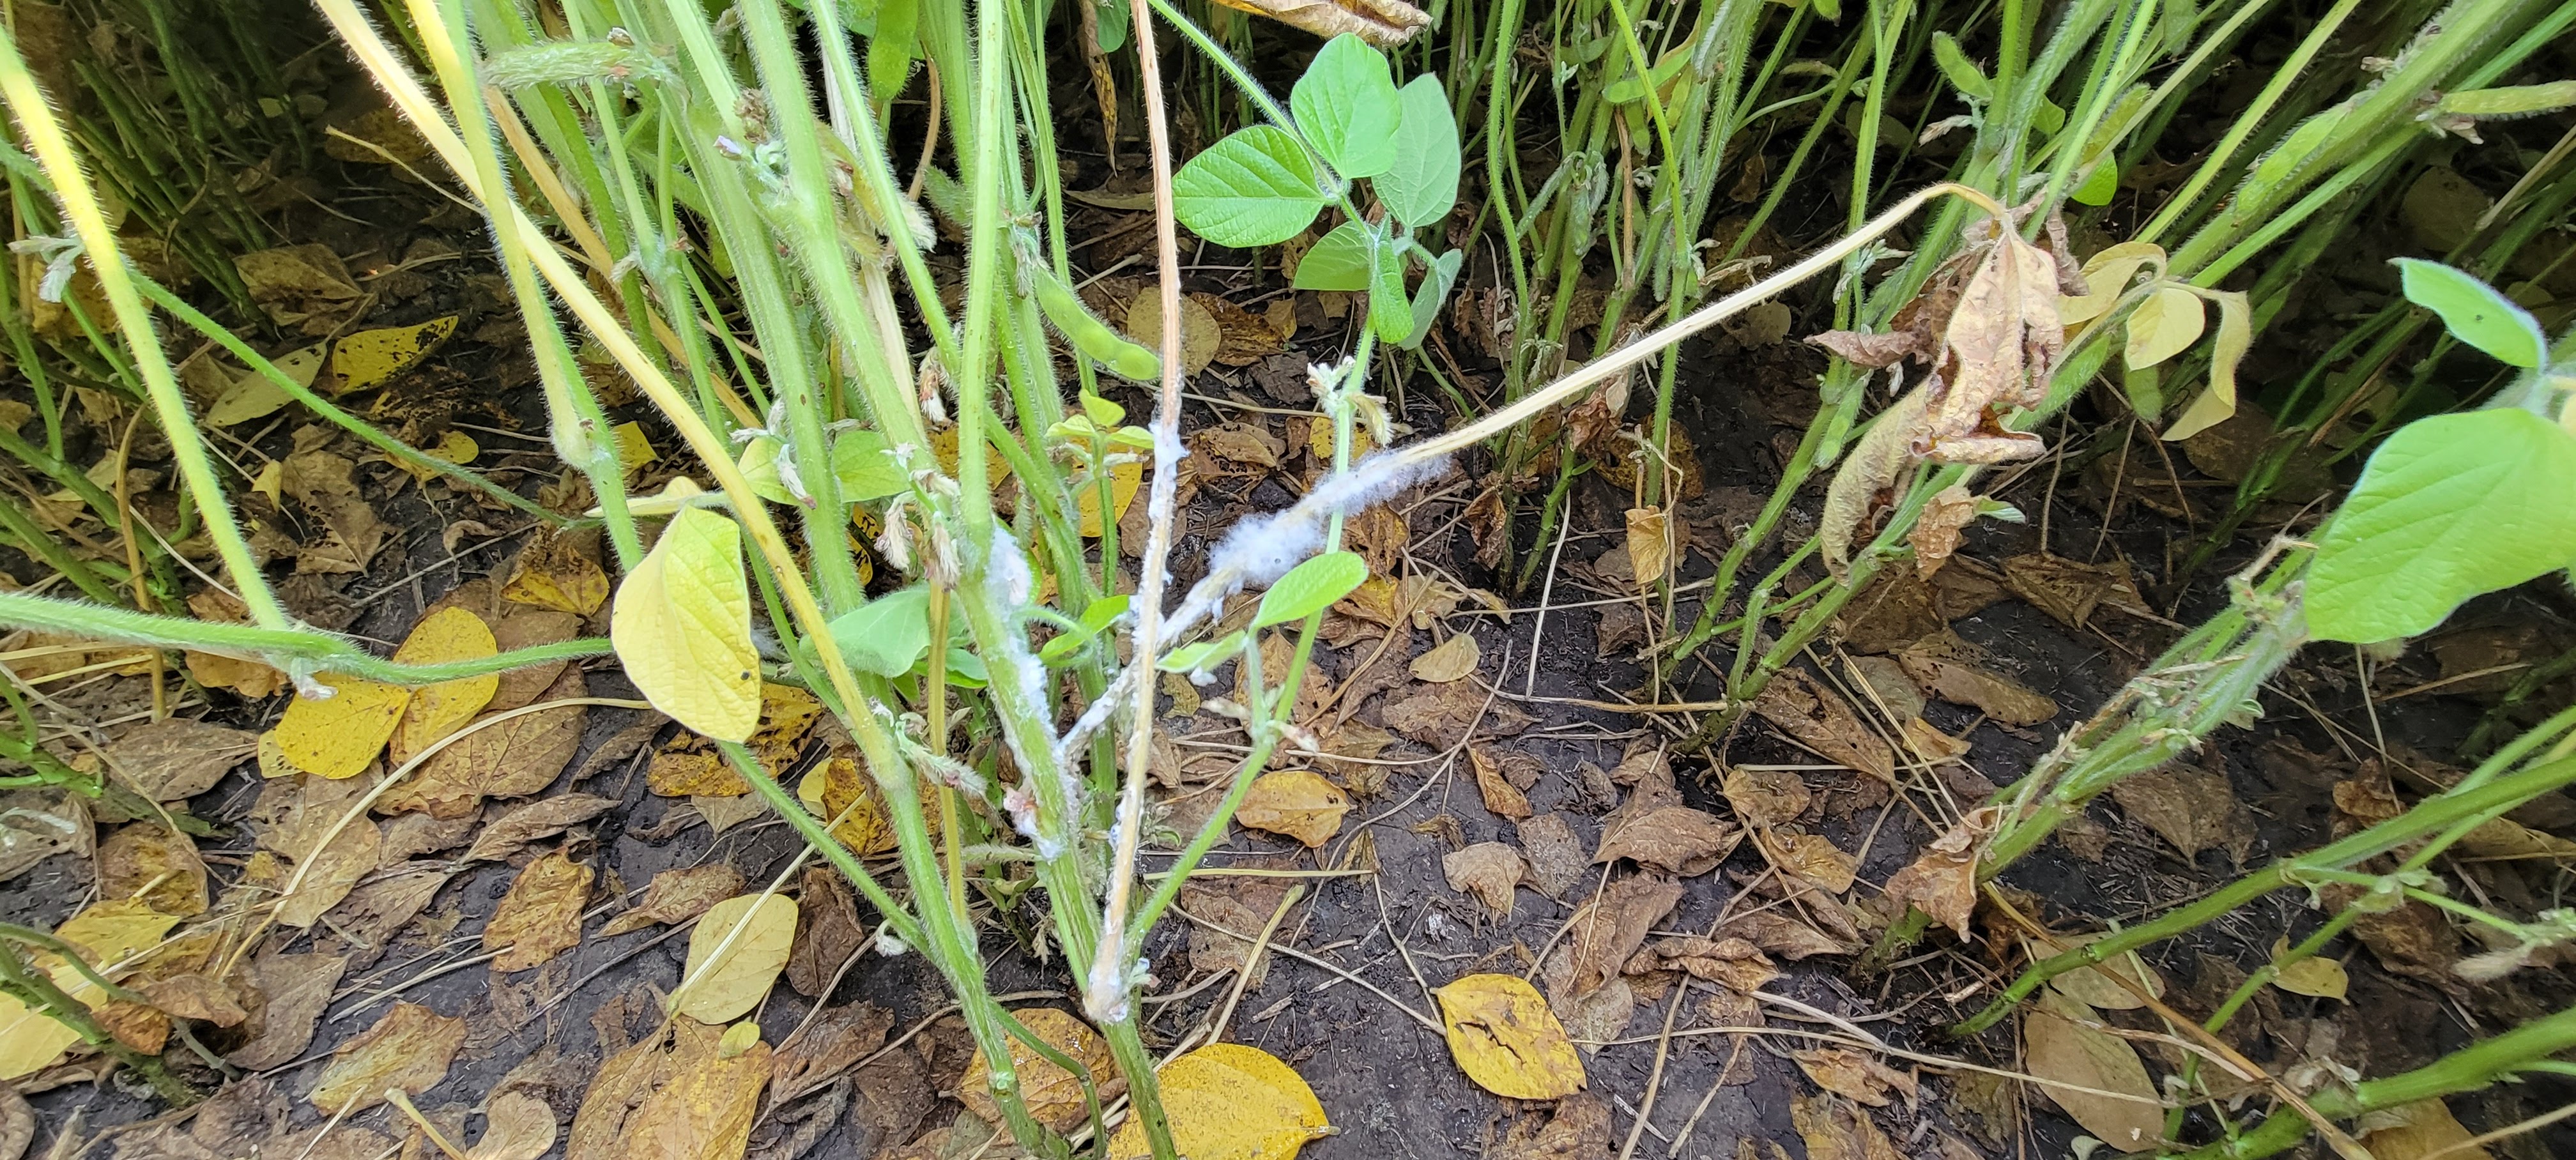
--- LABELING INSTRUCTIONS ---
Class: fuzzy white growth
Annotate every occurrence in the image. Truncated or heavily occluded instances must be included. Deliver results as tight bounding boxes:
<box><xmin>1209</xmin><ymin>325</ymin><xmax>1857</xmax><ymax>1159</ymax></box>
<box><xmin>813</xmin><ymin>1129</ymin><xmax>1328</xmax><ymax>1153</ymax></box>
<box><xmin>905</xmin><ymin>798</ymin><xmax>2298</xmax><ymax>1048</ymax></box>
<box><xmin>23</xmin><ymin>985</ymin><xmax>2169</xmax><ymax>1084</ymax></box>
<box><xmin>986</xmin><ymin>527</ymin><xmax>1036</xmax><ymax>608</ymax></box>
<box><xmin>1082</xmin><ymin>957</ymin><xmax>1133</xmax><ymax>1025</ymax></box>
<box><xmin>875</xmin><ymin>928</ymin><xmax>908</xmax><ymax>956</ymax></box>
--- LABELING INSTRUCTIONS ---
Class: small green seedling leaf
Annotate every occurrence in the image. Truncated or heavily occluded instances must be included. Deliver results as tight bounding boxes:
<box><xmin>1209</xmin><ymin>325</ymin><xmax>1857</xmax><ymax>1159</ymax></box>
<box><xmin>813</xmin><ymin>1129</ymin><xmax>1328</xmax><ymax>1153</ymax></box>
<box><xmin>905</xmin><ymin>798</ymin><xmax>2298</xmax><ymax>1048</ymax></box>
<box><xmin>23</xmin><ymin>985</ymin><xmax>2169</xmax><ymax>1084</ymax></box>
<box><xmin>735</xmin><ymin>436</ymin><xmax>801</xmax><ymax>505</ymax></box>
<box><xmin>1932</xmin><ymin>33</ymin><xmax>1992</xmax><ymax>103</ymax></box>
<box><xmin>1080</xmin><ymin>393</ymin><xmax>1125</xmax><ymax>426</ymax></box>
<box><xmin>1294</xmin><ymin>220</ymin><xmax>1376</xmax><ymax>291</ymax></box>
<box><xmin>2394</xmin><ymin>258</ymin><xmax>2546</xmax><ymax>370</ymax></box>
<box><xmin>1256</xmin><ymin>551</ymin><xmax>1368</xmax><ymax>629</ymax></box>
<box><xmin>825</xmin><ymin>586</ymin><xmax>935</xmax><ymax>677</ymax></box>
<box><xmin>1291</xmin><ymin>35</ymin><xmax>1400</xmax><ymax>180</ymax></box>
<box><xmin>832</xmin><ymin>429</ymin><xmax>909</xmax><ymax>502</ymax></box>
<box><xmin>1402</xmin><ymin>248</ymin><xmax>1464</xmax><ymax>351</ymax></box>
<box><xmin>1157</xmin><ymin>634</ymin><xmax>1241</xmax><ymax>675</ymax></box>
<box><xmin>2308</xmin><ymin>409</ymin><xmax>2576</xmax><ymax>643</ymax></box>
<box><xmin>2124</xmin><ymin>285</ymin><xmax>2206</xmax><ymax>370</ymax></box>
<box><xmin>1379</xmin><ymin>75</ymin><xmax>1462</xmax><ymax>229</ymax></box>
<box><xmin>1174</xmin><ymin>125</ymin><xmax>1327</xmax><ymax>248</ymax></box>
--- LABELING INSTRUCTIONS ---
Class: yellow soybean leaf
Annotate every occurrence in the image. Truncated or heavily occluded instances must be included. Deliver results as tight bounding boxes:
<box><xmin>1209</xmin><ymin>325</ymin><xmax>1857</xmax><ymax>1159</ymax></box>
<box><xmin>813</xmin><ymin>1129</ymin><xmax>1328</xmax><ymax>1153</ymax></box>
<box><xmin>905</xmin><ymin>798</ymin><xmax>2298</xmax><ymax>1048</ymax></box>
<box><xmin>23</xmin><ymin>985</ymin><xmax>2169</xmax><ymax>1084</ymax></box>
<box><xmin>392</xmin><ymin>430</ymin><xmax>479</xmax><ymax>485</ymax></box>
<box><xmin>795</xmin><ymin>756</ymin><xmax>894</xmax><ymax>855</ymax></box>
<box><xmin>2123</xmin><ymin>285</ymin><xmax>2205</xmax><ymax>371</ymax></box>
<box><xmin>2359</xmin><ymin>1099</ymin><xmax>2488</xmax><ymax>1160</ymax></box>
<box><xmin>0</xmin><ymin>900</ymin><xmax>181</xmax><ymax>1078</ymax></box>
<box><xmin>2269</xmin><ymin>937</ymin><xmax>2349</xmax><ymax>1000</ymax></box>
<box><xmin>2162</xmin><ymin>289</ymin><xmax>2252</xmax><ymax>442</ymax></box>
<box><xmin>1107</xmin><ymin>1042</ymin><xmax>1331</xmax><ymax>1160</ymax></box>
<box><xmin>1434</xmin><ymin>973</ymin><xmax>1585</xmax><ymax>1100</ymax></box>
<box><xmin>613</xmin><ymin>422</ymin><xmax>657</xmax><ymax>471</ymax></box>
<box><xmin>208</xmin><ymin>342</ymin><xmax>324</xmax><ymax>427</ymax></box>
<box><xmin>330</xmin><ymin>316</ymin><xmax>456</xmax><ymax>395</ymax></box>
<box><xmin>275</xmin><ymin>673</ymin><xmax>411</xmax><ymax>780</ymax></box>
<box><xmin>1236</xmin><ymin>770</ymin><xmax>1352</xmax><ymax>847</ymax></box>
<box><xmin>671</xmin><ymin>893</ymin><xmax>797</xmax><ymax>1025</ymax></box>
<box><xmin>1076</xmin><ymin>459</ymin><xmax>1144</xmax><ymax>537</ymax></box>
<box><xmin>613</xmin><ymin>507</ymin><xmax>759</xmax><ymax>742</ymax></box>
<box><xmin>387</xmin><ymin>606</ymin><xmax>500</xmax><ymax>766</ymax></box>
<box><xmin>2059</xmin><ymin>241</ymin><xmax>2165</xmax><ymax>327</ymax></box>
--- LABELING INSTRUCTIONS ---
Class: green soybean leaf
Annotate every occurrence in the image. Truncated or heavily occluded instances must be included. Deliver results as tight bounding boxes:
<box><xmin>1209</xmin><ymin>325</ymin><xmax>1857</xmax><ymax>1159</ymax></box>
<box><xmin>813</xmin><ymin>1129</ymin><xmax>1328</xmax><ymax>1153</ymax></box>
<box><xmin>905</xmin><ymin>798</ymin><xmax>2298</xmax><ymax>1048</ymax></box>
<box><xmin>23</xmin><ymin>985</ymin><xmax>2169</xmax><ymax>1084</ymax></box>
<box><xmin>825</xmin><ymin>585</ymin><xmax>934</xmax><ymax>677</ymax></box>
<box><xmin>832</xmin><ymin>429</ymin><xmax>909</xmax><ymax>502</ymax></box>
<box><xmin>1293</xmin><ymin>220</ymin><xmax>1376</xmax><ymax>291</ymax></box>
<box><xmin>1380</xmin><ymin>75</ymin><xmax>1462</xmax><ymax>229</ymax></box>
<box><xmin>1093</xmin><ymin>0</ymin><xmax>1130</xmax><ymax>52</ymax></box>
<box><xmin>1402</xmin><ymin>248</ymin><xmax>1464</xmax><ymax>351</ymax></box>
<box><xmin>1368</xmin><ymin>242</ymin><xmax>1414</xmax><ymax>344</ymax></box>
<box><xmin>1039</xmin><ymin>594</ymin><xmax>1131</xmax><ymax>665</ymax></box>
<box><xmin>2308</xmin><ymin>409</ymin><xmax>2576</xmax><ymax>643</ymax></box>
<box><xmin>1157</xmin><ymin>634</ymin><xmax>1240</xmax><ymax>675</ymax></box>
<box><xmin>866</xmin><ymin>0</ymin><xmax>919</xmax><ymax>114</ymax></box>
<box><xmin>1173</xmin><ymin>126</ymin><xmax>1327</xmax><ymax>247</ymax></box>
<box><xmin>1256</xmin><ymin>551</ymin><xmax>1368</xmax><ymax>629</ymax></box>
<box><xmin>1603</xmin><ymin>50</ymin><xmax>1689</xmax><ymax>106</ymax></box>
<box><xmin>1291</xmin><ymin>36</ymin><xmax>1400</xmax><ymax>180</ymax></box>
<box><xmin>2394</xmin><ymin>259</ymin><xmax>2546</xmax><ymax>370</ymax></box>
<box><xmin>1932</xmin><ymin>32</ymin><xmax>1992</xmax><ymax>102</ymax></box>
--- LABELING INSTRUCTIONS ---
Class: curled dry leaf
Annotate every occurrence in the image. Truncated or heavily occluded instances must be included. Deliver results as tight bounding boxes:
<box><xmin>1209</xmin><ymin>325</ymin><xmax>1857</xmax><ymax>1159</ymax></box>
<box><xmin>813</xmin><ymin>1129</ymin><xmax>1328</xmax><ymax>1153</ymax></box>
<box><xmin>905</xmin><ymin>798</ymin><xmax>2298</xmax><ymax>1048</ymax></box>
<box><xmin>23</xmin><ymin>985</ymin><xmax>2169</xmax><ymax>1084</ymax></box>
<box><xmin>1407</xmin><ymin>632</ymin><xmax>1481</xmax><ymax>683</ymax></box>
<box><xmin>227</xmin><ymin>950</ymin><xmax>347</xmax><ymax>1070</ymax></box>
<box><xmin>1909</xmin><ymin>485</ymin><xmax>1980</xmax><ymax>578</ymax></box>
<box><xmin>1625</xmin><ymin>936</ymin><xmax>1779</xmax><ymax>994</ymax></box>
<box><xmin>484</xmin><ymin>849</ymin><xmax>594</xmax><ymax>972</ymax></box>
<box><xmin>1625</xmin><ymin>506</ymin><xmax>1671</xmax><ymax>586</ymax></box>
<box><xmin>1820</xmin><ymin>385</ymin><xmax>1929</xmax><ymax>579</ymax></box>
<box><xmin>1792</xmin><ymin>1047</ymin><xmax>1919</xmax><ymax>1108</ymax></box>
<box><xmin>1722</xmin><ymin>766</ymin><xmax>1813</xmax><ymax>828</ymax></box>
<box><xmin>1896</xmin><ymin>634</ymin><xmax>2058</xmax><ymax>726</ymax></box>
<box><xmin>602</xmin><ymin>864</ymin><xmax>747</xmax><ymax>938</ymax></box>
<box><xmin>1105</xmin><ymin>1043</ymin><xmax>1330</xmax><ymax>1160</ymax></box>
<box><xmin>1208</xmin><ymin>0</ymin><xmax>1430</xmax><ymax>47</ymax></box>
<box><xmin>785</xmin><ymin>866</ymin><xmax>866</xmax><ymax>999</ymax></box>
<box><xmin>672</xmin><ymin>894</ymin><xmax>797</xmax><ymax>1025</ymax></box>
<box><xmin>1768</xmin><ymin>832</ymin><xmax>1858</xmax><ymax>896</ymax></box>
<box><xmin>1906</xmin><ymin>213</ymin><xmax>2074</xmax><ymax>466</ymax></box>
<box><xmin>1565</xmin><ymin>875</ymin><xmax>1684</xmax><ymax>998</ymax></box>
<box><xmin>1792</xmin><ymin>1092</ymin><xmax>1903</xmax><ymax>1160</ymax></box>
<box><xmin>381</xmin><ymin>668</ymin><xmax>589</xmax><ymax>818</ymax></box>
<box><xmin>2024</xmin><ymin>989</ymin><xmax>2162</xmax><ymax>1150</ymax></box>
<box><xmin>386</xmin><ymin>606</ymin><xmax>501</xmax><ymax>766</ymax></box>
<box><xmin>2110</xmin><ymin>764</ymin><xmax>2255</xmax><ymax>865</ymax></box>
<box><xmin>1442</xmin><ymin>841</ymin><xmax>1527</xmax><ymax>918</ymax></box>
<box><xmin>309</xmin><ymin>1001</ymin><xmax>466</xmax><ymax>1115</ymax></box>
<box><xmin>1882</xmin><ymin>806</ymin><xmax>1998</xmax><ymax>942</ymax></box>
<box><xmin>770</xmin><ymin>1002</ymin><xmax>893</xmax><ymax>1107</ymax></box>
<box><xmin>1236</xmin><ymin>770</ymin><xmax>1353</xmax><ymax>847</ymax></box>
<box><xmin>465</xmin><ymin>794</ymin><xmax>617</xmax><ymax>863</ymax></box>
<box><xmin>1469</xmin><ymin>745</ymin><xmax>1535</xmax><ymax>820</ymax></box>
<box><xmin>2001</xmin><ymin>553</ymin><xmax>2152</xmax><ymax>630</ymax></box>
<box><xmin>1435</xmin><ymin>973</ymin><xmax>1586</xmax><ymax>1100</ymax></box>
<box><xmin>1720</xmin><ymin>910</ymin><xmax>1854</xmax><ymax>959</ymax></box>
<box><xmin>962</xmin><ymin>1009</ymin><xmax>1121</xmax><ymax>1133</ymax></box>
<box><xmin>1593</xmin><ymin>806</ymin><xmax>1738</xmax><ymax>876</ymax></box>
<box><xmin>98</xmin><ymin>717</ymin><xmax>258</xmax><ymax>801</ymax></box>
<box><xmin>1751</xmin><ymin>669</ymin><xmax>1894</xmax><ymax>784</ymax></box>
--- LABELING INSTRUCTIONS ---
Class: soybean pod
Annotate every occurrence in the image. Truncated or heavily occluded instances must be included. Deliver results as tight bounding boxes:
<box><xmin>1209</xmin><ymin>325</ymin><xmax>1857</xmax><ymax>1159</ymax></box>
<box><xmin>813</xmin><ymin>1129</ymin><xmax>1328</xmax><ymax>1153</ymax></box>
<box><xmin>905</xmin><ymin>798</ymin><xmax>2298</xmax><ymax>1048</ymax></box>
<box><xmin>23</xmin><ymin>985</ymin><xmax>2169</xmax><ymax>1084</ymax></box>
<box><xmin>1026</xmin><ymin>261</ymin><xmax>1162</xmax><ymax>382</ymax></box>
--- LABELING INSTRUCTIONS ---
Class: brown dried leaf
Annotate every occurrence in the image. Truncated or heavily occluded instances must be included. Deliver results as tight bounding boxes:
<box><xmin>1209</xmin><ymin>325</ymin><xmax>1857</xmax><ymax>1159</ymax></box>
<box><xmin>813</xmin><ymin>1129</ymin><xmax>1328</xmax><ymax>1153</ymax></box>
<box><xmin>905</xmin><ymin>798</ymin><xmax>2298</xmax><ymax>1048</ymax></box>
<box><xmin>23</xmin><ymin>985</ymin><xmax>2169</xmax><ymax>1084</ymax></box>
<box><xmin>960</xmin><ymin>1009</ymin><xmax>1121</xmax><ymax>1133</ymax></box>
<box><xmin>2111</xmin><ymin>765</ymin><xmax>2254</xmax><ymax>864</ymax></box>
<box><xmin>1470</xmin><ymin>746</ymin><xmax>1535</xmax><ymax>820</ymax></box>
<box><xmin>1625</xmin><ymin>936</ymin><xmax>1779</xmax><ymax>994</ymax></box>
<box><xmin>2023</xmin><ymin>989</ymin><xmax>2162</xmax><ymax>1150</ymax></box>
<box><xmin>464</xmin><ymin>794</ymin><xmax>617</xmax><ymax>863</ymax></box>
<box><xmin>1443</xmin><ymin>842</ymin><xmax>1527</xmax><ymax>918</ymax></box>
<box><xmin>1200</xmin><ymin>294</ymin><xmax>1285</xmax><ymax>366</ymax></box>
<box><xmin>2002</xmin><ymin>553</ymin><xmax>2150</xmax><ymax>630</ymax></box>
<box><xmin>98</xmin><ymin>823</ymin><xmax>209</xmax><ymax>917</ymax></box>
<box><xmin>484</xmin><ymin>849</ymin><xmax>594</xmax><ymax>972</ymax></box>
<box><xmin>1625</xmin><ymin>507</ymin><xmax>1671</xmax><ymax>587</ymax></box>
<box><xmin>1384</xmin><ymin>680</ymin><xmax>1529</xmax><ymax>745</ymax></box>
<box><xmin>99</xmin><ymin>718</ymin><xmax>258</xmax><ymax>801</ymax></box>
<box><xmin>1908</xmin><ymin>220</ymin><xmax>2068</xmax><ymax>466</ymax></box>
<box><xmin>1769</xmin><ymin>832</ymin><xmax>1857</xmax><ymax>895</ymax></box>
<box><xmin>502</xmin><ymin>527</ymin><xmax>608</xmax><ymax>616</ymax></box>
<box><xmin>1719</xmin><ymin>910</ymin><xmax>1853</xmax><ymax>959</ymax></box>
<box><xmin>784</xmin><ymin>866</ymin><xmax>864</xmax><ymax>998</ymax></box>
<box><xmin>1791</xmin><ymin>1048</ymin><xmax>1918</xmax><ymax>1108</ymax></box>
<box><xmin>648</xmin><ymin>750</ymin><xmax>747</xmax><ymax>798</ymax></box>
<box><xmin>1487</xmin><ymin>1094</ymin><xmax>1611</xmax><ymax>1160</ymax></box>
<box><xmin>1821</xmin><ymin>386</ymin><xmax>1929</xmax><ymax>579</ymax></box>
<box><xmin>309</xmin><ymin>1002</ymin><xmax>466</xmax><ymax>1114</ymax></box>
<box><xmin>1593</xmin><ymin>807</ymin><xmax>1737</xmax><ymax>877</ymax></box>
<box><xmin>1236</xmin><ymin>770</ymin><xmax>1352</xmax><ymax>847</ymax></box>
<box><xmin>1896</xmin><ymin>631</ymin><xmax>2059</xmax><ymax>726</ymax></box>
<box><xmin>486</xmin><ymin>607</ymin><xmax>581</xmax><ymax>713</ymax></box>
<box><xmin>1908</xmin><ymin>485</ymin><xmax>1980</xmax><ymax>578</ymax></box>
<box><xmin>1722</xmin><ymin>767</ymin><xmax>1813</xmax><ymax>828</ymax></box>
<box><xmin>1408</xmin><ymin>632</ymin><xmax>1482</xmax><ymax>683</ymax></box>
<box><xmin>1791</xmin><ymin>1093</ymin><xmax>1903</xmax><ymax>1160</ymax></box>
<box><xmin>620</xmin><ymin>1031</ymin><xmax>769</xmax><ymax>1160</ymax></box>
<box><xmin>381</xmin><ymin>668</ymin><xmax>589</xmax><ymax>818</ymax></box>
<box><xmin>1882</xmin><ymin>807</ymin><xmax>1998</xmax><ymax>941</ymax></box>
<box><xmin>1807</xmin><ymin>328</ymin><xmax>1927</xmax><ymax>369</ymax></box>
<box><xmin>602</xmin><ymin>864</ymin><xmax>747</xmax><ymax>939</ymax></box>
<box><xmin>1204</xmin><ymin>0</ymin><xmax>1430</xmax><ymax>46</ymax></box>
<box><xmin>1565</xmin><ymin>876</ymin><xmax>1684</xmax><ymax>998</ymax></box>
<box><xmin>465</xmin><ymin>1091</ymin><xmax>556</xmax><ymax>1160</ymax></box>
<box><xmin>1124</xmin><ymin>292</ymin><xmax>1220</xmax><ymax>377</ymax></box>
<box><xmin>770</xmin><ymin>1002</ymin><xmax>892</xmax><ymax>1107</ymax></box>
<box><xmin>227</xmin><ymin>951</ymin><xmax>346</xmax><ymax>1069</ymax></box>
<box><xmin>1515</xmin><ymin>814</ymin><xmax>1590</xmax><ymax>899</ymax></box>
<box><xmin>1751</xmin><ymin>669</ymin><xmax>1894</xmax><ymax>783</ymax></box>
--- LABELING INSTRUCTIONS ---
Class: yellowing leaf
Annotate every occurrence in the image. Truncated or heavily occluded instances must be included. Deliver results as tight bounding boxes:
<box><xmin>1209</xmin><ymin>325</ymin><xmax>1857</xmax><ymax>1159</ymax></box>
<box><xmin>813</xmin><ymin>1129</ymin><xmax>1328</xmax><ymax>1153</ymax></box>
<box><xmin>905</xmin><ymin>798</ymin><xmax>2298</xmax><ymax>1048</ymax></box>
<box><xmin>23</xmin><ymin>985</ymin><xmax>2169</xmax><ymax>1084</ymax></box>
<box><xmin>1107</xmin><ymin>1043</ymin><xmax>1331</xmax><ymax>1160</ymax></box>
<box><xmin>2162</xmin><ymin>289</ymin><xmax>2251</xmax><ymax>441</ymax></box>
<box><xmin>466</xmin><ymin>1090</ymin><xmax>558</xmax><ymax>1160</ymax></box>
<box><xmin>1124</xmin><ymin>291</ymin><xmax>1221</xmax><ymax>376</ymax></box>
<box><xmin>308</xmin><ymin>1001</ymin><xmax>466</xmax><ymax>1114</ymax></box>
<box><xmin>1625</xmin><ymin>506</ymin><xmax>1671</xmax><ymax>586</ymax></box>
<box><xmin>620</xmin><ymin>1030</ymin><xmax>770</xmax><ymax>1160</ymax></box>
<box><xmin>2059</xmin><ymin>241</ymin><xmax>2165</xmax><ymax>326</ymax></box>
<box><xmin>613</xmin><ymin>421</ymin><xmax>657</xmax><ymax>471</ymax></box>
<box><xmin>2358</xmin><ymin>1099</ymin><xmax>2488</xmax><ymax>1160</ymax></box>
<box><xmin>963</xmin><ymin>1009</ymin><xmax>1116</xmax><ymax>1133</ymax></box>
<box><xmin>1408</xmin><ymin>631</ymin><xmax>1481</xmax><ymax>683</ymax></box>
<box><xmin>387</xmin><ymin>606</ymin><xmax>500</xmax><ymax>766</ymax></box>
<box><xmin>613</xmin><ymin>507</ymin><xmax>759</xmax><ymax>742</ymax></box>
<box><xmin>2024</xmin><ymin>989</ymin><xmax>2162</xmax><ymax>1150</ymax></box>
<box><xmin>0</xmin><ymin>900</ymin><xmax>181</xmax><ymax>1079</ymax></box>
<box><xmin>1236</xmin><ymin>769</ymin><xmax>1353</xmax><ymax>847</ymax></box>
<box><xmin>330</xmin><ymin>316</ymin><xmax>456</xmax><ymax>395</ymax></box>
<box><xmin>795</xmin><ymin>756</ymin><xmax>896</xmax><ymax>854</ymax></box>
<box><xmin>1436</xmin><ymin>973</ymin><xmax>1586</xmax><ymax>1100</ymax></box>
<box><xmin>208</xmin><ymin>343</ymin><xmax>324</xmax><ymax>427</ymax></box>
<box><xmin>392</xmin><ymin>430</ymin><xmax>479</xmax><ymax>485</ymax></box>
<box><xmin>275</xmin><ymin>673</ymin><xmax>411</xmax><ymax>779</ymax></box>
<box><xmin>671</xmin><ymin>893</ymin><xmax>797</xmax><ymax>1025</ymax></box>
<box><xmin>2123</xmin><ymin>285</ymin><xmax>2205</xmax><ymax>371</ymax></box>
<box><xmin>2032</xmin><ymin>931</ymin><xmax>2164</xmax><ymax>1011</ymax></box>
<box><xmin>2269</xmin><ymin>937</ymin><xmax>2349</xmax><ymax>1000</ymax></box>
<box><xmin>503</xmin><ymin>530</ymin><xmax>610</xmax><ymax>616</ymax></box>
<box><xmin>250</xmin><ymin>460</ymin><xmax>284</xmax><ymax>507</ymax></box>
<box><xmin>1077</xmin><ymin>459</ymin><xmax>1145</xmax><ymax>537</ymax></box>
